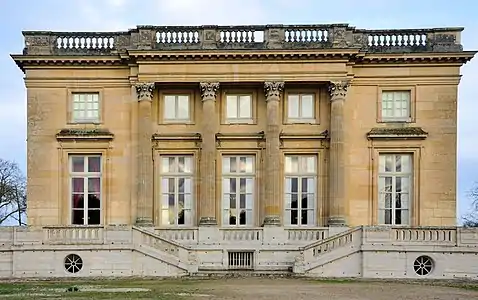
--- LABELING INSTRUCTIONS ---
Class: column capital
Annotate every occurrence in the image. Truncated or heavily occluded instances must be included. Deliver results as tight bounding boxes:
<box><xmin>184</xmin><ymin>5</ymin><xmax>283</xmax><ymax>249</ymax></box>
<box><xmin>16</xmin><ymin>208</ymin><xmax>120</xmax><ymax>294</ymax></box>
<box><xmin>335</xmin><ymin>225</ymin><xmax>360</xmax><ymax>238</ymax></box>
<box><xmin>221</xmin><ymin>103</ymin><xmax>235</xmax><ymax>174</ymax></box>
<box><xmin>135</xmin><ymin>82</ymin><xmax>155</xmax><ymax>102</ymax></box>
<box><xmin>264</xmin><ymin>81</ymin><xmax>284</xmax><ymax>101</ymax></box>
<box><xmin>200</xmin><ymin>82</ymin><xmax>220</xmax><ymax>101</ymax></box>
<box><xmin>328</xmin><ymin>80</ymin><xmax>350</xmax><ymax>101</ymax></box>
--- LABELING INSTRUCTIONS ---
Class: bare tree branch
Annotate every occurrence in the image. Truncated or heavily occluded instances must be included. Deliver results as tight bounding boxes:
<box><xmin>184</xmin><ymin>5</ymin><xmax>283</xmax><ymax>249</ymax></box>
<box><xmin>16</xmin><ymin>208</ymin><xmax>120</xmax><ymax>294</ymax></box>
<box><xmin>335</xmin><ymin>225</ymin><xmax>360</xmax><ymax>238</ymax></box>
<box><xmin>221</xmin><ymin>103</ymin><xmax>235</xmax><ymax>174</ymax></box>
<box><xmin>0</xmin><ymin>158</ymin><xmax>26</xmax><ymax>226</ymax></box>
<box><xmin>463</xmin><ymin>183</ymin><xmax>478</xmax><ymax>227</ymax></box>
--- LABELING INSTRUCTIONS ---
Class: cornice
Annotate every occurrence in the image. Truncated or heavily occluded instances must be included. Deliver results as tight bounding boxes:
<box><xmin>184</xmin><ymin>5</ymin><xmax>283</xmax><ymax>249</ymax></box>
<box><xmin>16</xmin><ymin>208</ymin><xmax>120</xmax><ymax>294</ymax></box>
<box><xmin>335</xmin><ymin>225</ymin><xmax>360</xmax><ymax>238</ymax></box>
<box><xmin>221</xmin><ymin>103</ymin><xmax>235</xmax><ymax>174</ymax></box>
<box><xmin>56</xmin><ymin>128</ymin><xmax>114</xmax><ymax>142</ymax></box>
<box><xmin>11</xmin><ymin>49</ymin><xmax>476</xmax><ymax>73</ymax></box>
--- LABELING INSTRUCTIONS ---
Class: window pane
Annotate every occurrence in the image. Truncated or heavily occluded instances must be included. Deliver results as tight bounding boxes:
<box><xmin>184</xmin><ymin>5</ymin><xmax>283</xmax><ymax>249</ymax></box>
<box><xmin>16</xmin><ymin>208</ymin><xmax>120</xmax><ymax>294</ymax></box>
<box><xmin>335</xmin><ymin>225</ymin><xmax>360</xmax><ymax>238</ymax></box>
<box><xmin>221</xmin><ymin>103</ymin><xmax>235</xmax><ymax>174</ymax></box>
<box><xmin>88</xmin><ymin>194</ymin><xmax>101</xmax><ymax>209</ymax></box>
<box><xmin>184</xmin><ymin>194</ymin><xmax>192</xmax><ymax>210</ymax></box>
<box><xmin>222</xmin><ymin>157</ymin><xmax>230</xmax><ymax>174</ymax></box>
<box><xmin>87</xmin><ymin>209</ymin><xmax>100</xmax><ymax>225</ymax></box>
<box><xmin>285</xmin><ymin>156</ymin><xmax>292</xmax><ymax>173</ymax></box>
<box><xmin>222</xmin><ymin>178</ymin><xmax>230</xmax><ymax>194</ymax></box>
<box><xmin>88</xmin><ymin>157</ymin><xmax>101</xmax><ymax>172</ymax></box>
<box><xmin>306</xmin><ymin>156</ymin><xmax>316</xmax><ymax>173</ymax></box>
<box><xmin>164</xmin><ymin>96</ymin><xmax>176</xmax><ymax>119</ymax></box>
<box><xmin>161</xmin><ymin>157</ymin><xmax>170</xmax><ymax>173</ymax></box>
<box><xmin>246</xmin><ymin>194</ymin><xmax>253</xmax><ymax>209</ymax></box>
<box><xmin>239</xmin><ymin>95</ymin><xmax>251</xmax><ymax>118</ymax></box>
<box><xmin>239</xmin><ymin>157</ymin><xmax>246</xmax><ymax>173</ymax></box>
<box><xmin>72</xmin><ymin>210</ymin><xmax>84</xmax><ymax>225</ymax></box>
<box><xmin>401</xmin><ymin>209</ymin><xmax>410</xmax><ymax>225</ymax></box>
<box><xmin>384</xmin><ymin>209</ymin><xmax>392</xmax><ymax>224</ymax></box>
<box><xmin>71</xmin><ymin>157</ymin><xmax>84</xmax><ymax>172</ymax></box>
<box><xmin>183</xmin><ymin>156</ymin><xmax>192</xmax><ymax>173</ymax></box>
<box><xmin>230</xmin><ymin>157</ymin><xmax>237</xmax><ymax>173</ymax></box>
<box><xmin>72</xmin><ymin>194</ymin><xmax>84</xmax><ymax>209</ymax></box>
<box><xmin>226</xmin><ymin>96</ymin><xmax>238</xmax><ymax>118</ymax></box>
<box><xmin>88</xmin><ymin>178</ymin><xmax>100</xmax><ymax>193</ymax></box>
<box><xmin>245</xmin><ymin>157</ymin><xmax>254</xmax><ymax>173</ymax></box>
<box><xmin>301</xmin><ymin>95</ymin><xmax>314</xmax><ymax>118</ymax></box>
<box><xmin>177</xmin><ymin>96</ymin><xmax>189</xmax><ymax>119</ymax></box>
<box><xmin>288</xmin><ymin>95</ymin><xmax>299</xmax><ymax>118</ymax></box>
<box><xmin>72</xmin><ymin>178</ymin><xmax>84</xmax><ymax>192</ymax></box>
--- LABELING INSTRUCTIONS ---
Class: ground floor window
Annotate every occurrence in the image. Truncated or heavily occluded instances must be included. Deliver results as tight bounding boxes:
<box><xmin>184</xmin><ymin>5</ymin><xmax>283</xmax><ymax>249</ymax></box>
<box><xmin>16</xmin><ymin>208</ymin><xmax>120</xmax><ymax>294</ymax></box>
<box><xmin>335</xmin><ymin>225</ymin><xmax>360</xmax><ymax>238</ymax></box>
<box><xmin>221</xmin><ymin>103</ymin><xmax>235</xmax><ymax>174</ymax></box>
<box><xmin>378</xmin><ymin>153</ymin><xmax>412</xmax><ymax>225</ymax></box>
<box><xmin>160</xmin><ymin>155</ymin><xmax>194</xmax><ymax>226</ymax></box>
<box><xmin>284</xmin><ymin>155</ymin><xmax>317</xmax><ymax>226</ymax></box>
<box><xmin>70</xmin><ymin>155</ymin><xmax>102</xmax><ymax>225</ymax></box>
<box><xmin>222</xmin><ymin>155</ymin><xmax>255</xmax><ymax>226</ymax></box>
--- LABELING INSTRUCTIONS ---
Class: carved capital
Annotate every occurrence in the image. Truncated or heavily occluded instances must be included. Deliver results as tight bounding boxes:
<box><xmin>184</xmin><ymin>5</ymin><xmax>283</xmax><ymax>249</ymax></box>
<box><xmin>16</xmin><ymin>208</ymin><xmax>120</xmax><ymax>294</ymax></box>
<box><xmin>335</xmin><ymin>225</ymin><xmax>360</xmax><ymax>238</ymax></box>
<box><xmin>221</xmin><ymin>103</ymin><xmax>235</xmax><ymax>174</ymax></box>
<box><xmin>135</xmin><ymin>82</ymin><xmax>155</xmax><ymax>101</ymax></box>
<box><xmin>264</xmin><ymin>81</ymin><xmax>284</xmax><ymax>100</ymax></box>
<box><xmin>200</xmin><ymin>82</ymin><xmax>220</xmax><ymax>101</ymax></box>
<box><xmin>328</xmin><ymin>80</ymin><xmax>350</xmax><ymax>101</ymax></box>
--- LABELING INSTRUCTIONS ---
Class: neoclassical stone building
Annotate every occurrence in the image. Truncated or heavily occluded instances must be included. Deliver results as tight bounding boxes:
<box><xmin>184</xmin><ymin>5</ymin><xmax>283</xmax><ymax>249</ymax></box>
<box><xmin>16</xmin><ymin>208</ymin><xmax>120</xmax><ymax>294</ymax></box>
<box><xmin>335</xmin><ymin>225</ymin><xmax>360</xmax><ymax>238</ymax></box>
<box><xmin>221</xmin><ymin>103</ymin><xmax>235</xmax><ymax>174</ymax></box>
<box><xmin>3</xmin><ymin>24</ymin><xmax>478</xmax><ymax>279</ymax></box>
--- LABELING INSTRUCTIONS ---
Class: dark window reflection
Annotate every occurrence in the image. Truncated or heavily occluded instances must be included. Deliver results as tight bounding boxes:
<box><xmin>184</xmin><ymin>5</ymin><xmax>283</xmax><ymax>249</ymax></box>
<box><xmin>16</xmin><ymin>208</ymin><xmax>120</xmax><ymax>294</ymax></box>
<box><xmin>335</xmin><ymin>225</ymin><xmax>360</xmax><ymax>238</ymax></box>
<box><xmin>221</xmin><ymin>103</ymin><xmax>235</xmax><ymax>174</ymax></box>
<box><xmin>178</xmin><ymin>210</ymin><xmax>185</xmax><ymax>225</ymax></box>
<box><xmin>72</xmin><ymin>210</ymin><xmax>84</xmax><ymax>225</ymax></box>
<box><xmin>239</xmin><ymin>210</ymin><xmax>246</xmax><ymax>225</ymax></box>
<box><xmin>88</xmin><ymin>210</ymin><xmax>100</xmax><ymax>225</ymax></box>
<box><xmin>291</xmin><ymin>210</ymin><xmax>298</xmax><ymax>225</ymax></box>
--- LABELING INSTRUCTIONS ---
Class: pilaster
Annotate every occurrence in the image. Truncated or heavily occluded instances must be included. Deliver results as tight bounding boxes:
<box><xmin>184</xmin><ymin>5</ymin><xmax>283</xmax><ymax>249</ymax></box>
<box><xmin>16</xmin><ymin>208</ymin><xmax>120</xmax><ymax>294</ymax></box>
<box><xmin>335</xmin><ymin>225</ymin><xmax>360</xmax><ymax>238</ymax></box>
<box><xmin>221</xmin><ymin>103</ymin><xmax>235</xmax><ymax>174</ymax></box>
<box><xmin>263</xmin><ymin>81</ymin><xmax>284</xmax><ymax>226</ymax></box>
<box><xmin>199</xmin><ymin>82</ymin><xmax>220</xmax><ymax>226</ymax></box>
<box><xmin>134</xmin><ymin>82</ymin><xmax>155</xmax><ymax>226</ymax></box>
<box><xmin>327</xmin><ymin>80</ymin><xmax>350</xmax><ymax>227</ymax></box>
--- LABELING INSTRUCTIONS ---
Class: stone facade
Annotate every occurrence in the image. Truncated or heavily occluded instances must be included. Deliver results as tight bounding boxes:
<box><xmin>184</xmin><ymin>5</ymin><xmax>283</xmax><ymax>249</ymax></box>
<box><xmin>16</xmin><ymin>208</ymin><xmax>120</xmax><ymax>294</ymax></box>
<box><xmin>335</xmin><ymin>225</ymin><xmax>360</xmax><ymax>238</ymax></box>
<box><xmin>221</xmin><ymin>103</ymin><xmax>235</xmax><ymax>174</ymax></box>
<box><xmin>5</xmin><ymin>23</ymin><xmax>478</xmax><ymax>279</ymax></box>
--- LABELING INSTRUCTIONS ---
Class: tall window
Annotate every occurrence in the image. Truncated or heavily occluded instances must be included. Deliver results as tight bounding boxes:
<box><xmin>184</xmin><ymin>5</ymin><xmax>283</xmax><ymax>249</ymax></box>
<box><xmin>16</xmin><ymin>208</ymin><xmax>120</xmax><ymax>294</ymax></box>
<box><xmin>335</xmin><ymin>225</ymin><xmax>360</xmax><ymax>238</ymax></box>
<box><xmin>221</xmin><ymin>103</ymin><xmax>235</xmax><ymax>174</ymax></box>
<box><xmin>222</xmin><ymin>156</ymin><xmax>255</xmax><ymax>226</ymax></box>
<box><xmin>378</xmin><ymin>154</ymin><xmax>412</xmax><ymax>225</ymax></box>
<box><xmin>226</xmin><ymin>95</ymin><xmax>252</xmax><ymax>123</ymax></box>
<box><xmin>72</xmin><ymin>93</ymin><xmax>100</xmax><ymax>123</ymax></box>
<box><xmin>287</xmin><ymin>94</ymin><xmax>315</xmax><ymax>122</ymax></box>
<box><xmin>70</xmin><ymin>155</ymin><xmax>102</xmax><ymax>225</ymax></box>
<box><xmin>160</xmin><ymin>156</ymin><xmax>194</xmax><ymax>226</ymax></box>
<box><xmin>164</xmin><ymin>95</ymin><xmax>190</xmax><ymax>122</ymax></box>
<box><xmin>381</xmin><ymin>91</ymin><xmax>411</xmax><ymax>121</ymax></box>
<box><xmin>284</xmin><ymin>155</ymin><xmax>317</xmax><ymax>226</ymax></box>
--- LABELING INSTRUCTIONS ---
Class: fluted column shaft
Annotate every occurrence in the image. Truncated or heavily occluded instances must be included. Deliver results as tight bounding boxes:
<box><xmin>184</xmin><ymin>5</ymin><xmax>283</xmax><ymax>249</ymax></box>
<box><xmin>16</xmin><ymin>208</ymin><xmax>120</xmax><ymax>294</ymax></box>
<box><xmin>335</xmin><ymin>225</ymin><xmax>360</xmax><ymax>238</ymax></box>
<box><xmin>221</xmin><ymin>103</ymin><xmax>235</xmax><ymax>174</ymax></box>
<box><xmin>263</xmin><ymin>82</ymin><xmax>284</xmax><ymax>226</ymax></box>
<box><xmin>135</xmin><ymin>82</ymin><xmax>155</xmax><ymax>226</ymax></box>
<box><xmin>327</xmin><ymin>80</ymin><xmax>350</xmax><ymax>226</ymax></box>
<box><xmin>199</xmin><ymin>82</ymin><xmax>220</xmax><ymax>225</ymax></box>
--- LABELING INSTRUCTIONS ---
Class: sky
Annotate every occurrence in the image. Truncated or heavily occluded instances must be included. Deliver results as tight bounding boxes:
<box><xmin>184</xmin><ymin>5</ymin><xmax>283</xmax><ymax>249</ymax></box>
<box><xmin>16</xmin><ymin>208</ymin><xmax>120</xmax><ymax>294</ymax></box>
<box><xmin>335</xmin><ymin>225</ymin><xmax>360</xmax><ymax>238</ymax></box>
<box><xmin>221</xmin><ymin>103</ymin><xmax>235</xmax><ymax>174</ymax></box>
<box><xmin>0</xmin><ymin>0</ymin><xmax>477</xmax><ymax>223</ymax></box>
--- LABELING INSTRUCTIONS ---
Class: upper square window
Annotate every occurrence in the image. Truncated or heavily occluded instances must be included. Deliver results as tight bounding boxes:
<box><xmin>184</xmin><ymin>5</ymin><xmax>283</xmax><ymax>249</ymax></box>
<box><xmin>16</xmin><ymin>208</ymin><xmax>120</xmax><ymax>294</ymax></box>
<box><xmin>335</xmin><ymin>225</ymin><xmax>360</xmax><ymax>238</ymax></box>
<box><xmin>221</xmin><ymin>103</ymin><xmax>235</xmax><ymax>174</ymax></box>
<box><xmin>287</xmin><ymin>94</ymin><xmax>315</xmax><ymax>123</ymax></box>
<box><xmin>226</xmin><ymin>95</ymin><xmax>252</xmax><ymax>123</ymax></box>
<box><xmin>164</xmin><ymin>95</ymin><xmax>190</xmax><ymax>122</ymax></box>
<box><xmin>72</xmin><ymin>93</ymin><xmax>100</xmax><ymax>123</ymax></box>
<box><xmin>381</xmin><ymin>91</ymin><xmax>411</xmax><ymax>122</ymax></box>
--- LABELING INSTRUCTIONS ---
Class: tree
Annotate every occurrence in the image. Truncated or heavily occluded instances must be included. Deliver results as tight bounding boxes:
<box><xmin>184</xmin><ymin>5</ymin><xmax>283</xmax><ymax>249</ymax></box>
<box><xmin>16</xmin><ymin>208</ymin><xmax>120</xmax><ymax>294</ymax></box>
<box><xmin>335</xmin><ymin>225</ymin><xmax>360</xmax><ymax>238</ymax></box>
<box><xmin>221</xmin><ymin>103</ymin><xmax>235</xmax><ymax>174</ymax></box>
<box><xmin>0</xmin><ymin>159</ymin><xmax>27</xmax><ymax>226</ymax></box>
<box><xmin>462</xmin><ymin>184</ymin><xmax>478</xmax><ymax>227</ymax></box>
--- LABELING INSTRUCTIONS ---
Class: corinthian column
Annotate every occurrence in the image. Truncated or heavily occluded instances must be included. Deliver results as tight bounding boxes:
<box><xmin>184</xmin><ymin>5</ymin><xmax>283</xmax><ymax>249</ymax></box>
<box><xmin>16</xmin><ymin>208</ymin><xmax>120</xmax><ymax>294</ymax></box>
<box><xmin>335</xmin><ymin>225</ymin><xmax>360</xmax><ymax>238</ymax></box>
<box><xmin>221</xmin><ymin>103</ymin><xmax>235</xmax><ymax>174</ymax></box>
<box><xmin>327</xmin><ymin>80</ymin><xmax>350</xmax><ymax>226</ymax></box>
<box><xmin>263</xmin><ymin>81</ymin><xmax>284</xmax><ymax>226</ymax></box>
<box><xmin>199</xmin><ymin>82</ymin><xmax>220</xmax><ymax>225</ymax></box>
<box><xmin>135</xmin><ymin>82</ymin><xmax>155</xmax><ymax>226</ymax></box>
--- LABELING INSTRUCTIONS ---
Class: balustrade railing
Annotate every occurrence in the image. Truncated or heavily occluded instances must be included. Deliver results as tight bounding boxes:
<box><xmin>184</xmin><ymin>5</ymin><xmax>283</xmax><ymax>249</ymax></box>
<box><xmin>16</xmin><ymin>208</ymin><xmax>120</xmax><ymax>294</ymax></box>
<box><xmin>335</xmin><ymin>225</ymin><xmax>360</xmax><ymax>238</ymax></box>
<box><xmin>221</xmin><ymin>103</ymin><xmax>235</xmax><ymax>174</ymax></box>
<box><xmin>155</xmin><ymin>228</ymin><xmax>198</xmax><ymax>243</ymax></box>
<box><xmin>221</xmin><ymin>228</ymin><xmax>263</xmax><ymax>242</ymax></box>
<box><xmin>392</xmin><ymin>227</ymin><xmax>457</xmax><ymax>245</ymax></box>
<box><xmin>286</xmin><ymin>228</ymin><xmax>329</xmax><ymax>242</ymax></box>
<box><xmin>21</xmin><ymin>25</ymin><xmax>464</xmax><ymax>55</ymax></box>
<box><xmin>43</xmin><ymin>226</ymin><xmax>104</xmax><ymax>244</ymax></box>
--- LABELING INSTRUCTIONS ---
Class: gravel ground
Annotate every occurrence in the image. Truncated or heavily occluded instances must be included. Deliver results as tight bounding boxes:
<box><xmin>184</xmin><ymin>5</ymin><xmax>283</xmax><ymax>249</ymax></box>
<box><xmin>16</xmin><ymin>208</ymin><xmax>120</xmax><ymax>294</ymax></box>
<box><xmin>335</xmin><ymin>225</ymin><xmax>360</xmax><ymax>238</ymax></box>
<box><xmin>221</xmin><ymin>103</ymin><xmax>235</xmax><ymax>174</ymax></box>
<box><xmin>191</xmin><ymin>278</ymin><xmax>478</xmax><ymax>300</ymax></box>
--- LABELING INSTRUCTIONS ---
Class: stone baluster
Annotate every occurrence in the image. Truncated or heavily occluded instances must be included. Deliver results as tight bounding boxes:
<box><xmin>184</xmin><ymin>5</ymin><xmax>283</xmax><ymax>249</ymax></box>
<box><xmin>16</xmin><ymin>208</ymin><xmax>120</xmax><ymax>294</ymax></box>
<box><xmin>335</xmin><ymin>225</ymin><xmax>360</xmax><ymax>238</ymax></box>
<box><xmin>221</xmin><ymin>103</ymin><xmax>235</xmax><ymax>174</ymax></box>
<box><xmin>263</xmin><ymin>81</ymin><xmax>285</xmax><ymax>226</ymax></box>
<box><xmin>327</xmin><ymin>80</ymin><xmax>350</xmax><ymax>226</ymax></box>
<box><xmin>199</xmin><ymin>82</ymin><xmax>220</xmax><ymax>225</ymax></box>
<box><xmin>135</xmin><ymin>82</ymin><xmax>155</xmax><ymax>226</ymax></box>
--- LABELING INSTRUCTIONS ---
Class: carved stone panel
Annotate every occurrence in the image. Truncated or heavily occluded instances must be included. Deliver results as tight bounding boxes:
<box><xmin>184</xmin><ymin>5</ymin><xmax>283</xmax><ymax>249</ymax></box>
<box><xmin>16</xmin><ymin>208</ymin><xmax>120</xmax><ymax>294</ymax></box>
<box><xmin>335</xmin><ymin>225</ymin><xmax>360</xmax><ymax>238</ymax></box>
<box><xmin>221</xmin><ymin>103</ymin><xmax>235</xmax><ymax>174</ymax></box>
<box><xmin>135</xmin><ymin>83</ymin><xmax>155</xmax><ymax>101</ymax></box>
<box><xmin>328</xmin><ymin>80</ymin><xmax>350</xmax><ymax>100</ymax></box>
<box><xmin>199</xmin><ymin>82</ymin><xmax>220</xmax><ymax>100</ymax></box>
<box><xmin>264</xmin><ymin>81</ymin><xmax>285</xmax><ymax>100</ymax></box>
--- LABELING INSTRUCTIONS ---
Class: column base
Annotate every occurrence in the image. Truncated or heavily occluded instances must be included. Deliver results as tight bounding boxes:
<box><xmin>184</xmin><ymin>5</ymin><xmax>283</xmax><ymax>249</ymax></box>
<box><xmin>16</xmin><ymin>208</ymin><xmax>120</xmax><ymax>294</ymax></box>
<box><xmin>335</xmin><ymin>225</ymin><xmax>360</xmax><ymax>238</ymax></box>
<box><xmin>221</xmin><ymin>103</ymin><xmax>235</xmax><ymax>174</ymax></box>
<box><xmin>327</xmin><ymin>216</ymin><xmax>347</xmax><ymax>227</ymax></box>
<box><xmin>199</xmin><ymin>216</ymin><xmax>217</xmax><ymax>226</ymax></box>
<box><xmin>263</xmin><ymin>215</ymin><xmax>281</xmax><ymax>226</ymax></box>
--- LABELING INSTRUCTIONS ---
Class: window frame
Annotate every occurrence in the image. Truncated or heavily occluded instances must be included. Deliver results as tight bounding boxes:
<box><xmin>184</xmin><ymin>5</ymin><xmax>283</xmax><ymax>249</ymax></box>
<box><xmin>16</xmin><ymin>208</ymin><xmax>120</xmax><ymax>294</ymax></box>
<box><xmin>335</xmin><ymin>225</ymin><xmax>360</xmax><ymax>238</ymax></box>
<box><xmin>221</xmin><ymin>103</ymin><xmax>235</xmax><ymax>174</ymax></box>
<box><xmin>67</xmin><ymin>88</ymin><xmax>103</xmax><ymax>124</ymax></box>
<box><xmin>221</xmin><ymin>155</ymin><xmax>256</xmax><ymax>227</ymax></box>
<box><xmin>224</xmin><ymin>94</ymin><xmax>254</xmax><ymax>124</ymax></box>
<box><xmin>377</xmin><ymin>153</ymin><xmax>413</xmax><ymax>226</ymax></box>
<box><xmin>158</xmin><ymin>90</ymin><xmax>195</xmax><ymax>125</ymax></box>
<box><xmin>283</xmin><ymin>154</ymin><xmax>319</xmax><ymax>227</ymax></box>
<box><xmin>68</xmin><ymin>154</ymin><xmax>103</xmax><ymax>225</ymax></box>
<box><xmin>221</xmin><ymin>88</ymin><xmax>257</xmax><ymax>125</ymax></box>
<box><xmin>158</xmin><ymin>155</ymin><xmax>195</xmax><ymax>227</ymax></box>
<box><xmin>371</xmin><ymin>145</ymin><xmax>421</xmax><ymax>227</ymax></box>
<box><xmin>378</xmin><ymin>86</ymin><xmax>416</xmax><ymax>123</ymax></box>
<box><xmin>284</xmin><ymin>91</ymin><xmax>319</xmax><ymax>124</ymax></box>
